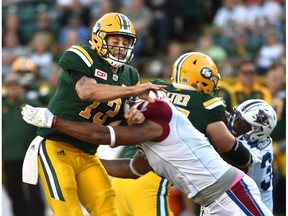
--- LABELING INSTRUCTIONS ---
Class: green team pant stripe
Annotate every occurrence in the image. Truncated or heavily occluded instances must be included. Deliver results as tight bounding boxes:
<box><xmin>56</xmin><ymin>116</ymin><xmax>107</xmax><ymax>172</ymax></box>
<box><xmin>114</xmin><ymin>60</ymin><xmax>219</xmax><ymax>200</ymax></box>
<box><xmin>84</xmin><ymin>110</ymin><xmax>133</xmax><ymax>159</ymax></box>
<box><xmin>174</xmin><ymin>53</ymin><xmax>190</xmax><ymax>83</ymax></box>
<box><xmin>157</xmin><ymin>178</ymin><xmax>170</xmax><ymax>216</ymax></box>
<box><xmin>39</xmin><ymin>141</ymin><xmax>65</xmax><ymax>201</ymax></box>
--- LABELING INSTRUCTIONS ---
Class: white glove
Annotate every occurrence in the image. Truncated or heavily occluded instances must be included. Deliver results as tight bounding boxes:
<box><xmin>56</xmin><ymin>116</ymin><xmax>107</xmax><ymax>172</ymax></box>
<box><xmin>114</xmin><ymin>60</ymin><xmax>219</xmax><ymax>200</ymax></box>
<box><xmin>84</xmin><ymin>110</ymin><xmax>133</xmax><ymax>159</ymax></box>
<box><xmin>21</xmin><ymin>104</ymin><xmax>54</xmax><ymax>128</ymax></box>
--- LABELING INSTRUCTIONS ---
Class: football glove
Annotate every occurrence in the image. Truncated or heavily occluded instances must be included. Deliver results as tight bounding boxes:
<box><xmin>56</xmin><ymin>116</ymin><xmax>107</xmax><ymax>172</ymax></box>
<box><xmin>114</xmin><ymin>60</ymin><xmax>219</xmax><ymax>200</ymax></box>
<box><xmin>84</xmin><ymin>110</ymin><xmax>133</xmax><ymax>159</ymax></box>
<box><xmin>21</xmin><ymin>104</ymin><xmax>54</xmax><ymax>128</ymax></box>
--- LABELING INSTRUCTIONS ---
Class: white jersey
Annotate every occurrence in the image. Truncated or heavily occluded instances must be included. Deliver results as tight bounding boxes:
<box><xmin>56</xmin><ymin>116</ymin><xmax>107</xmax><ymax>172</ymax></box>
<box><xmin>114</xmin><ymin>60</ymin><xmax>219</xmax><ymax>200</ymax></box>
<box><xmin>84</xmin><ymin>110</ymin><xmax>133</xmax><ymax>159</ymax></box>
<box><xmin>242</xmin><ymin>138</ymin><xmax>274</xmax><ymax>211</ymax></box>
<box><xmin>133</xmin><ymin>99</ymin><xmax>273</xmax><ymax>215</ymax></box>
<box><xmin>136</xmin><ymin>100</ymin><xmax>236</xmax><ymax>205</ymax></box>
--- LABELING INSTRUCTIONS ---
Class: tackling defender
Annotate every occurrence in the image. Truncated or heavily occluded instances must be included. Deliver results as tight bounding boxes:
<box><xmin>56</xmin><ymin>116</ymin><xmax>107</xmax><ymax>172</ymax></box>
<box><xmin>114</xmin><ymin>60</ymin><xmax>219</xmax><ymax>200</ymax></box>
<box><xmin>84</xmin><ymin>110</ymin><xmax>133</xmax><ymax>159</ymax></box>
<box><xmin>22</xmin><ymin>96</ymin><xmax>273</xmax><ymax>215</ymax></box>
<box><xmin>227</xmin><ymin>99</ymin><xmax>277</xmax><ymax>211</ymax></box>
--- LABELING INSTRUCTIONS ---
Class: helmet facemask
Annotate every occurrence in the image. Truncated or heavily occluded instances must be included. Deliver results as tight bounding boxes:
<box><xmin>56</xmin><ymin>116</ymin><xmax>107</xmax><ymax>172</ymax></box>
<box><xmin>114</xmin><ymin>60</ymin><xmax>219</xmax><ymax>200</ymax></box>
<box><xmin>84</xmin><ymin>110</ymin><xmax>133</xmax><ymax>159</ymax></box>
<box><xmin>227</xmin><ymin>99</ymin><xmax>277</xmax><ymax>143</ymax></box>
<box><xmin>102</xmin><ymin>35</ymin><xmax>136</xmax><ymax>68</ymax></box>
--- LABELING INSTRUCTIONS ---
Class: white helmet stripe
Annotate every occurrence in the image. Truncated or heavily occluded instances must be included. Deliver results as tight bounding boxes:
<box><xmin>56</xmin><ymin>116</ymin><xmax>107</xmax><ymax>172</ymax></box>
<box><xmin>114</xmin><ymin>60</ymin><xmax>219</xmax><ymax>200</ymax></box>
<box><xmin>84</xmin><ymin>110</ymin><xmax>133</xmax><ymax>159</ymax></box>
<box><xmin>117</xmin><ymin>13</ymin><xmax>130</xmax><ymax>31</ymax></box>
<box><xmin>174</xmin><ymin>53</ymin><xmax>190</xmax><ymax>83</ymax></box>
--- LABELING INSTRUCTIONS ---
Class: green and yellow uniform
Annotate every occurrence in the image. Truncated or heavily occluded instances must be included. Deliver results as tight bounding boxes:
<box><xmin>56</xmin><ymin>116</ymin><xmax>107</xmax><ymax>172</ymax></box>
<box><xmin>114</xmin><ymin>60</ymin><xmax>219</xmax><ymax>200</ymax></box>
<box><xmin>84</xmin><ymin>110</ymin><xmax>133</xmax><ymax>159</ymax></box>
<box><xmin>233</xmin><ymin>82</ymin><xmax>272</xmax><ymax>107</ymax></box>
<box><xmin>152</xmin><ymin>79</ymin><xmax>226</xmax><ymax>133</ymax></box>
<box><xmin>37</xmin><ymin>45</ymin><xmax>140</xmax><ymax>216</ymax></box>
<box><xmin>112</xmin><ymin>146</ymin><xmax>173</xmax><ymax>216</ymax></box>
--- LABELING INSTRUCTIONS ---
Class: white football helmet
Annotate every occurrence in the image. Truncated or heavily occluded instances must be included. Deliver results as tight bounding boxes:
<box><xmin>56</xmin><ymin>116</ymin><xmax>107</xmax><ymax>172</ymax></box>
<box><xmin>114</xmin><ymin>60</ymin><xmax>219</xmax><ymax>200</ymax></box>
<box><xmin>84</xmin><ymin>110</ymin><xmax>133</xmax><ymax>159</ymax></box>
<box><xmin>227</xmin><ymin>99</ymin><xmax>277</xmax><ymax>142</ymax></box>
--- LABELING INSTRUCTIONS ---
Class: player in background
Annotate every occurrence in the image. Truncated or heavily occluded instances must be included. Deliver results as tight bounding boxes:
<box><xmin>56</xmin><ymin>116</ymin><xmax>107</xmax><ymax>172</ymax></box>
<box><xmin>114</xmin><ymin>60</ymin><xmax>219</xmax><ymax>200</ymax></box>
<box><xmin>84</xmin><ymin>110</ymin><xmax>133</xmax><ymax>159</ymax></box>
<box><xmin>3</xmin><ymin>56</ymin><xmax>53</xmax><ymax>106</ymax></box>
<box><xmin>21</xmin><ymin>12</ymin><xmax>165</xmax><ymax>216</ymax></box>
<box><xmin>226</xmin><ymin>99</ymin><xmax>277</xmax><ymax>211</ymax></box>
<box><xmin>21</xmin><ymin>95</ymin><xmax>273</xmax><ymax>216</ymax></box>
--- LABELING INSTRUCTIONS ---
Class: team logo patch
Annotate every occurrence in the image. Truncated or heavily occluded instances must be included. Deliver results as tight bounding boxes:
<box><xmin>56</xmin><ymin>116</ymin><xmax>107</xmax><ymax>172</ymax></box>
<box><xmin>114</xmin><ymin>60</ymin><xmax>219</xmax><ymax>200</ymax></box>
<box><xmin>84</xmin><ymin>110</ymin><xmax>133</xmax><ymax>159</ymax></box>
<box><xmin>181</xmin><ymin>77</ymin><xmax>189</xmax><ymax>84</ymax></box>
<box><xmin>200</xmin><ymin>67</ymin><xmax>213</xmax><ymax>79</ymax></box>
<box><xmin>254</xmin><ymin>109</ymin><xmax>271</xmax><ymax>128</ymax></box>
<box><xmin>95</xmin><ymin>69</ymin><xmax>107</xmax><ymax>80</ymax></box>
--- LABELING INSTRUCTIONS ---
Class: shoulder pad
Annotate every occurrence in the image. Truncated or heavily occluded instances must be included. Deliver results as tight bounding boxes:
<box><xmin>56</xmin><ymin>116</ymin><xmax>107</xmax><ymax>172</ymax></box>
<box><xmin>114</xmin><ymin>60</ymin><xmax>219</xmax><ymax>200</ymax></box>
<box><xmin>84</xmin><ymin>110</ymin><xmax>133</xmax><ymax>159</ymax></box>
<box><xmin>67</xmin><ymin>45</ymin><xmax>94</xmax><ymax>67</ymax></box>
<box><xmin>203</xmin><ymin>97</ymin><xmax>225</xmax><ymax>110</ymax></box>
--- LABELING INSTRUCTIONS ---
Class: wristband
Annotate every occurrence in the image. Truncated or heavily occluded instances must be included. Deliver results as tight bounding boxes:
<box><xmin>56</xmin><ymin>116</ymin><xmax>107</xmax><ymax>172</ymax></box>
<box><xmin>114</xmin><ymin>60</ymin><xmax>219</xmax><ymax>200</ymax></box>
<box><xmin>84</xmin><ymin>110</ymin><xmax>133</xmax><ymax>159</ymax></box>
<box><xmin>52</xmin><ymin>116</ymin><xmax>58</xmax><ymax>128</ymax></box>
<box><xmin>107</xmin><ymin>126</ymin><xmax>116</xmax><ymax>147</ymax></box>
<box><xmin>129</xmin><ymin>159</ymin><xmax>143</xmax><ymax>177</ymax></box>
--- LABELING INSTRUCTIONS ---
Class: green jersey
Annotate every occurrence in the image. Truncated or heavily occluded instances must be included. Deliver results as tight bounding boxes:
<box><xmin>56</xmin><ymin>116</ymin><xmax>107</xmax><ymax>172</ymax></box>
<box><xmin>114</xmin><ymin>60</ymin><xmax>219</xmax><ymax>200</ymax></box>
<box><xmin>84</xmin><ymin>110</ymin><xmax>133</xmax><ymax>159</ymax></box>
<box><xmin>152</xmin><ymin>79</ymin><xmax>226</xmax><ymax>134</ymax></box>
<box><xmin>38</xmin><ymin>45</ymin><xmax>140</xmax><ymax>154</ymax></box>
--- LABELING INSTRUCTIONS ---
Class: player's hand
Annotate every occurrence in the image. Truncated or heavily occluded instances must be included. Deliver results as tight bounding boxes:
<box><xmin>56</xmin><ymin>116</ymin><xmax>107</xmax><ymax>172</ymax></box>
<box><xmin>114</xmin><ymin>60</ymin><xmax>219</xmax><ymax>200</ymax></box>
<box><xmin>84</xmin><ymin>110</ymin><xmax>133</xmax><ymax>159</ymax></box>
<box><xmin>135</xmin><ymin>82</ymin><xmax>166</xmax><ymax>102</ymax></box>
<box><xmin>124</xmin><ymin>107</ymin><xmax>145</xmax><ymax>125</ymax></box>
<box><xmin>21</xmin><ymin>104</ymin><xmax>55</xmax><ymax>128</ymax></box>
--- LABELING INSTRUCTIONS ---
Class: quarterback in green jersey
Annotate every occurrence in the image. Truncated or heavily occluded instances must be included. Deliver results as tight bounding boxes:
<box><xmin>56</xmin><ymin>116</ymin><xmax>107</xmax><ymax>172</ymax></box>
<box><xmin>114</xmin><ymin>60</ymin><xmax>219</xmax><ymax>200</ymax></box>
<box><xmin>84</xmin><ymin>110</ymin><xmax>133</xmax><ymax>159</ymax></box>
<box><xmin>25</xmin><ymin>12</ymin><xmax>165</xmax><ymax>216</ymax></box>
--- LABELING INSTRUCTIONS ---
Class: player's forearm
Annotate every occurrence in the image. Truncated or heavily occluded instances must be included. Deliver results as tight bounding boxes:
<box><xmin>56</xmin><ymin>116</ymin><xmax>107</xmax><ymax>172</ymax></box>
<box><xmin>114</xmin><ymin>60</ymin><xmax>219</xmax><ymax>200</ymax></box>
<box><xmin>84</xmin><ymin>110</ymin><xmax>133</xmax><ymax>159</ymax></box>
<box><xmin>53</xmin><ymin>118</ymin><xmax>158</xmax><ymax>146</ymax></box>
<box><xmin>100</xmin><ymin>159</ymin><xmax>139</xmax><ymax>179</ymax></box>
<box><xmin>77</xmin><ymin>81</ymin><xmax>136</xmax><ymax>102</ymax></box>
<box><xmin>53</xmin><ymin>118</ymin><xmax>111</xmax><ymax>145</ymax></box>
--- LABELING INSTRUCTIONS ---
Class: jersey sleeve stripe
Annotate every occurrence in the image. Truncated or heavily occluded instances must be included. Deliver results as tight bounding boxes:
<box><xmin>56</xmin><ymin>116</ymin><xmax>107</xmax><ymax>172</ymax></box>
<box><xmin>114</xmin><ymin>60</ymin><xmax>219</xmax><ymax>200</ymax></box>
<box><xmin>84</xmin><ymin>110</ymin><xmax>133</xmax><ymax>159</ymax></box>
<box><xmin>203</xmin><ymin>97</ymin><xmax>221</xmax><ymax>106</ymax></box>
<box><xmin>204</xmin><ymin>100</ymin><xmax>225</xmax><ymax>110</ymax></box>
<box><xmin>68</xmin><ymin>45</ymin><xmax>93</xmax><ymax>67</ymax></box>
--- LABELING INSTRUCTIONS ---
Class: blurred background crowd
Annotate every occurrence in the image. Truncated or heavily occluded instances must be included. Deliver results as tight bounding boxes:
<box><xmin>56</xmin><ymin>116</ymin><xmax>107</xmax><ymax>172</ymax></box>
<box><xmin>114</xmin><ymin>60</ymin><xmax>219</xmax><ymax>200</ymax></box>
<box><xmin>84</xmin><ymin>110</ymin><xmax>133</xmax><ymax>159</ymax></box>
<box><xmin>2</xmin><ymin>0</ymin><xmax>286</xmax><ymax>215</ymax></box>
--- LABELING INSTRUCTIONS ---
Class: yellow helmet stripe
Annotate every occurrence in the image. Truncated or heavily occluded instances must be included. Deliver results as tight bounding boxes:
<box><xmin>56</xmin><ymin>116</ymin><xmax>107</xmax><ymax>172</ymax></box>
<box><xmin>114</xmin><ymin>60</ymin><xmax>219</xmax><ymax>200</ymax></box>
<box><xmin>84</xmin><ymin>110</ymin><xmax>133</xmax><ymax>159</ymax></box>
<box><xmin>174</xmin><ymin>53</ymin><xmax>190</xmax><ymax>83</ymax></box>
<box><xmin>117</xmin><ymin>13</ymin><xmax>130</xmax><ymax>31</ymax></box>
<box><xmin>68</xmin><ymin>45</ymin><xmax>93</xmax><ymax>67</ymax></box>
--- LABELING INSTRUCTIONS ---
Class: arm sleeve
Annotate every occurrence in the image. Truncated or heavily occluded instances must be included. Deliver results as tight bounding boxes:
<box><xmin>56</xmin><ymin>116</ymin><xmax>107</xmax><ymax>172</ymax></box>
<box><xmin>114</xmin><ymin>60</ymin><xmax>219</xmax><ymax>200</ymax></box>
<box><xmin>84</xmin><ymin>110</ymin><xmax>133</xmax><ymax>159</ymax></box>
<box><xmin>68</xmin><ymin>70</ymin><xmax>88</xmax><ymax>87</ymax></box>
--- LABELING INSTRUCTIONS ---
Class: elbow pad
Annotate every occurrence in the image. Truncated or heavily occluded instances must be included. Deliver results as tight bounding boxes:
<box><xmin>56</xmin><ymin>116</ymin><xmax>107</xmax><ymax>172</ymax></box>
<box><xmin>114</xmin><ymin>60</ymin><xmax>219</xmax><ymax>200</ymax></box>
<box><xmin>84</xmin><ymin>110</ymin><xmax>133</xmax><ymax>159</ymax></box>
<box><xmin>222</xmin><ymin>139</ymin><xmax>251</xmax><ymax>167</ymax></box>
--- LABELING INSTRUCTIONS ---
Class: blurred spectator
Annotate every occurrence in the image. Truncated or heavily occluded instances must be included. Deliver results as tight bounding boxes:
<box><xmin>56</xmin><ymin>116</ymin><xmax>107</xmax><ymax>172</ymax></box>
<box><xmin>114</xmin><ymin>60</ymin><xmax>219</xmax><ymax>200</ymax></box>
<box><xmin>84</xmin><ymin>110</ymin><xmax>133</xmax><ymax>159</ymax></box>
<box><xmin>57</xmin><ymin>11</ymin><xmax>90</xmax><ymax>46</ymax></box>
<box><xmin>33</xmin><ymin>4</ymin><xmax>60</xmax><ymax>43</ymax></box>
<box><xmin>255</xmin><ymin>30</ymin><xmax>285</xmax><ymax>75</ymax></box>
<box><xmin>28</xmin><ymin>32</ymin><xmax>54</xmax><ymax>81</ymax></box>
<box><xmin>196</xmin><ymin>33</ymin><xmax>227</xmax><ymax>66</ymax></box>
<box><xmin>2</xmin><ymin>31</ymin><xmax>28</xmax><ymax>80</ymax></box>
<box><xmin>2</xmin><ymin>11</ymin><xmax>25</xmax><ymax>45</ymax></box>
<box><xmin>145</xmin><ymin>0</ymin><xmax>182</xmax><ymax>54</ymax></box>
<box><xmin>121</xmin><ymin>0</ymin><xmax>153</xmax><ymax>57</ymax></box>
<box><xmin>226</xmin><ymin>32</ymin><xmax>260</xmax><ymax>60</ymax></box>
<box><xmin>245</xmin><ymin>0</ymin><xmax>283</xmax><ymax>37</ymax></box>
<box><xmin>2</xmin><ymin>73</ymin><xmax>46</xmax><ymax>216</ymax></box>
<box><xmin>212</xmin><ymin>0</ymin><xmax>247</xmax><ymax>49</ymax></box>
<box><xmin>146</xmin><ymin>40</ymin><xmax>184</xmax><ymax>78</ymax></box>
<box><xmin>217</xmin><ymin>79</ymin><xmax>237</xmax><ymax>113</ymax></box>
<box><xmin>56</xmin><ymin>0</ymin><xmax>91</xmax><ymax>27</ymax></box>
<box><xmin>160</xmin><ymin>40</ymin><xmax>184</xmax><ymax>78</ymax></box>
<box><xmin>264</xmin><ymin>64</ymin><xmax>286</xmax><ymax>215</ymax></box>
<box><xmin>232</xmin><ymin>59</ymin><xmax>272</xmax><ymax>107</ymax></box>
<box><xmin>89</xmin><ymin>0</ymin><xmax>116</xmax><ymax>26</ymax></box>
<box><xmin>56</xmin><ymin>29</ymin><xmax>81</xmax><ymax>60</ymax></box>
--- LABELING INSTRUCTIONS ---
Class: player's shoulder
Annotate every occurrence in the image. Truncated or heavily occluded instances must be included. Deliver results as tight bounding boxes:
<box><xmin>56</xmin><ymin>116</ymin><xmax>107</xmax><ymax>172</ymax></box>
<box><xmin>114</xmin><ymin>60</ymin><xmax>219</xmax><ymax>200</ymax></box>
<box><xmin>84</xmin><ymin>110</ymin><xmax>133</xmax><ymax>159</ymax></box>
<box><xmin>59</xmin><ymin>44</ymin><xmax>98</xmax><ymax>69</ymax></box>
<box><xmin>151</xmin><ymin>79</ymin><xmax>169</xmax><ymax>85</ymax></box>
<box><xmin>201</xmin><ymin>94</ymin><xmax>226</xmax><ymax>110</ymax></box>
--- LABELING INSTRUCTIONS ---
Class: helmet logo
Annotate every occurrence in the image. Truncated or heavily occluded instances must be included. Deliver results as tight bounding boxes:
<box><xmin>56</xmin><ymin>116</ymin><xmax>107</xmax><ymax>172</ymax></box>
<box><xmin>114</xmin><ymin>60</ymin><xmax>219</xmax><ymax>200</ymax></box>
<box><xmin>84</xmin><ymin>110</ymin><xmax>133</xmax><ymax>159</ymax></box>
<box><xmin>254</xmin><ymin>109</ymin><xmax>271</xmax><ymax>128</ymax></box>
<box><xmin>181</xmin><ymin>77</ymin><xmax>189</xmax><ymax>84</ymax></box>
<box><xmin>200</xmin><ymin>67</ymin><xmax>212</xmax><ymax>79</ymax></box>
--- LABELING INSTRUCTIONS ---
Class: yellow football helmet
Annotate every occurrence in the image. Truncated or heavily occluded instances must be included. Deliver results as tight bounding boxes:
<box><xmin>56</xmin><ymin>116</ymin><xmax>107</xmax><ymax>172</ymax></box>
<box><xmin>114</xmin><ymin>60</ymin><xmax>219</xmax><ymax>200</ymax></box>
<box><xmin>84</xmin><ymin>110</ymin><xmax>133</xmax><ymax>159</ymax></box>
<box><xmin>89</xmin><ymin>12</ymin><xmax>137</xmax><ymax>68</ymax></box>
<box><xmin>171</xmin><ymin>52</ymin><xmax>220</xmax><ymax>94</ymax></box>
<box><xmin>11</xmin><ymin>56</ymin><xmax>37</xmax><ymax>85</ymax></box>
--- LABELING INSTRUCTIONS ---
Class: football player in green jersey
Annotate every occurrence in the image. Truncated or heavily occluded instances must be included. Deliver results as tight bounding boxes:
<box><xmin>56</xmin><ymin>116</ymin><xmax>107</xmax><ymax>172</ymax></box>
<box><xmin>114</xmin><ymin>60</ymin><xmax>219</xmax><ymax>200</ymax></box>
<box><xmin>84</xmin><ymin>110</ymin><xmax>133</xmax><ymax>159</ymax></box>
<box><xmin>22</xmin><ymin>12</ymin><xmax>165</xmax><ymax>216</ymax></box>
<box><xmin>110</xmin><ymin>52</ymin><xmax>257</xmax><ymax>215</ymax></box>
<box><xmin>152</xmin><ymin>52</ymin><xmax>260</xmax><ymax>213</ymax></box>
